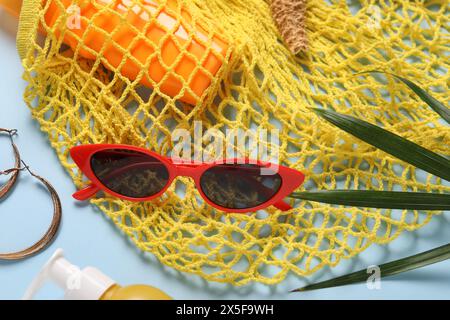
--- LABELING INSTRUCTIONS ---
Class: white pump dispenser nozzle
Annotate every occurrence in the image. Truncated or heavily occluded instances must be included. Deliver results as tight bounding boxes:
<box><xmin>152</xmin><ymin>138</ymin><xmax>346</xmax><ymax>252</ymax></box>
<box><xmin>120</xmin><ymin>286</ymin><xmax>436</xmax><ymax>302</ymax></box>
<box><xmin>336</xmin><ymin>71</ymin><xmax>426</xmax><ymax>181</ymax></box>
<box><xmin>23</xmin><ymin>249</ymin><xmax>116</xmax><ymax>300</ymax></box>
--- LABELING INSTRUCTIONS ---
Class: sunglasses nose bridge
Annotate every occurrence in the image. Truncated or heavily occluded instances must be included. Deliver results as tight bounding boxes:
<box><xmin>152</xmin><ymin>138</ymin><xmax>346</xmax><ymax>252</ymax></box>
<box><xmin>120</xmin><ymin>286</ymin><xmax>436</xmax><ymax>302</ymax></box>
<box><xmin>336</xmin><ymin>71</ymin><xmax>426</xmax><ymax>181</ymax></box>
<box><xmin>174</xmin><ymin>164</ymin><xmax>200</xmax><ymax>178</ymax></box>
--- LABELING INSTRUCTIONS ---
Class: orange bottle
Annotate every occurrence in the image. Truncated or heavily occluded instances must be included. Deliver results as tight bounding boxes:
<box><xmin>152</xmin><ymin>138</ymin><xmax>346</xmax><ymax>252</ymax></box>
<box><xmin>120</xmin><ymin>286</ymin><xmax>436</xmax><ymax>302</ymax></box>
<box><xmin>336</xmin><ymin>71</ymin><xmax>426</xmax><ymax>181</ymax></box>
<box><xmin>1</xmin><ymin>0</ymin><xmax>230</xmax><ymax>105</ymax></box>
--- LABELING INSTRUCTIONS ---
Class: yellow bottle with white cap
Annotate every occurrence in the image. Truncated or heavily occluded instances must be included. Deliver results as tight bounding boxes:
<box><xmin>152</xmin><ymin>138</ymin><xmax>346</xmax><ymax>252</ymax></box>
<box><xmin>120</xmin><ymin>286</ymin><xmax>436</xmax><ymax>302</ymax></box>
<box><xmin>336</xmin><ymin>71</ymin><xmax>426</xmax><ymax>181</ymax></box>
<box><xmin>23</xmin><ymin>249</ymin><xmax>172</xmax><ymax>300</ymax></box>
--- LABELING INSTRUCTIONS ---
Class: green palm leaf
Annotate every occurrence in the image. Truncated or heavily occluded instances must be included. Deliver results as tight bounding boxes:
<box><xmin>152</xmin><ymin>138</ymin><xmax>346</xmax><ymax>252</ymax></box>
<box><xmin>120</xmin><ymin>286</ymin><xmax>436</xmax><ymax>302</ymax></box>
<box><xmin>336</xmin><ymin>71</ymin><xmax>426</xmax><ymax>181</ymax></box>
<box><xmin>368</xmin><ymin>72</ymin><xmax>450</xmax><ymax>124</ymax></box>
<box><xmin>291</xmin><ymin>74</ymin><xmax>450</xmax><ymax>294</ymax></box>
<box><xmin>290</xmin><ymin>190</ymin><xmax>450</xmax><ymax>210</ymax></box>
<box><xmin>313</xmin><ymin>108</ymin><xmax>450</xmax><ymax>181</ymax></box>
<box><xmin>292</xmin><ymin>243</ymin><xmax>450</xmax><ymax>292</ymax></box>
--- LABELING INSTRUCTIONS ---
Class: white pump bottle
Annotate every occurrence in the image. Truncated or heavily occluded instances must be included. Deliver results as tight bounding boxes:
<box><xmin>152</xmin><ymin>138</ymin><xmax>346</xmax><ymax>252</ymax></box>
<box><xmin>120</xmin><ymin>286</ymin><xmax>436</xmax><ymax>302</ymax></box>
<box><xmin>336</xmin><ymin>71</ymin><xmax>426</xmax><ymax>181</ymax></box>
<box><xmin>23</xmin><ymin>249</ymin><xmax>172</xmax><ymax>300</ymax></box>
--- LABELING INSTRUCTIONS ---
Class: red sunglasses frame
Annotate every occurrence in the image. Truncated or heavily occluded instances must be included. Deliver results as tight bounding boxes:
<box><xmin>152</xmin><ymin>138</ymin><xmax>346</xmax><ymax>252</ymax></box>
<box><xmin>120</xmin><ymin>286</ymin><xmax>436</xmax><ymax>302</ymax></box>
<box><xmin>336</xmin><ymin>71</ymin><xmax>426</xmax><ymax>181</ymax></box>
<box><xmin>70</xmin><ymin>144</ymin><xmax>305</xmax><ymax>213</ymax></box>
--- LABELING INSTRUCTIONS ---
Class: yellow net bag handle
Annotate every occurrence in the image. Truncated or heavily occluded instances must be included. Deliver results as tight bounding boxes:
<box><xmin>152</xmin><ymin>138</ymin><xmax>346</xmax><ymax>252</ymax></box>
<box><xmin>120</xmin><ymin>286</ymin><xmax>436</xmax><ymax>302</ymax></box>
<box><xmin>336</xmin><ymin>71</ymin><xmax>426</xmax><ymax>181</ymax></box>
<box><xmin>12</xmin><ymin>0</ymin><xmax>40</xmax><ymax>61</ymax></box>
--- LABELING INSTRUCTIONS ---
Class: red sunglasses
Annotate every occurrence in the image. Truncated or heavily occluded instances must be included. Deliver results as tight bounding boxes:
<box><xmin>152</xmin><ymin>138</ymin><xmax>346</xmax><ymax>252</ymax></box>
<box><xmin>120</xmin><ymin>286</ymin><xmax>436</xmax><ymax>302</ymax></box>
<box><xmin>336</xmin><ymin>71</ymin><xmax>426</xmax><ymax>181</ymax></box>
<box><xmin>70</xmin><ymin>144</ymin><xmax>305</xmax><ymax>213</ymax></box>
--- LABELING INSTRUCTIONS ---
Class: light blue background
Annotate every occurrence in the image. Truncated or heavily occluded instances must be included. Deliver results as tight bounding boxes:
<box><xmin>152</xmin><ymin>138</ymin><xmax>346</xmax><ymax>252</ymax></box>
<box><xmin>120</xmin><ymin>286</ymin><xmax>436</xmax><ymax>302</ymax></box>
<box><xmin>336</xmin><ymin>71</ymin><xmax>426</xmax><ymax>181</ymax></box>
<box><xmin>0</xmin><ymin>10</ymin><xmax>449</xmax><ymax>300</ymax></box>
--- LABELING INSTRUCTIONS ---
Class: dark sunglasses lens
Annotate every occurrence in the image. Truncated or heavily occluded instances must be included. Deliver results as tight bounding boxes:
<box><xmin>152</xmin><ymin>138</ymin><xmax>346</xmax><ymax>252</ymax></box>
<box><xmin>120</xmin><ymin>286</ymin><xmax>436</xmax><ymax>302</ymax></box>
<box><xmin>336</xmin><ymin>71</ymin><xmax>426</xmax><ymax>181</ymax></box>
<box><xmin>200</xmin><ymin>164</ymin><xmax>282</xmax><ymax>210</ymax></box>
<box><xmin>91</xmin><ymin>149</ymin><xmax>170</xmax><ymax>198</ymax></box>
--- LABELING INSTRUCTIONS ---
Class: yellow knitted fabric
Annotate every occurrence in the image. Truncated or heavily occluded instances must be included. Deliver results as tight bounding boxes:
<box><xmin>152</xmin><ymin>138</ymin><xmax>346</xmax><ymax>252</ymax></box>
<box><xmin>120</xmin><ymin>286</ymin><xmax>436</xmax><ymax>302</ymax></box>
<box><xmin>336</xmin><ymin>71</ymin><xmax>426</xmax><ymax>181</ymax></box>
<box><xmin>18</xmin><ymin>0</ymin><xmax>449</xmax><ymax>285</ymax></box>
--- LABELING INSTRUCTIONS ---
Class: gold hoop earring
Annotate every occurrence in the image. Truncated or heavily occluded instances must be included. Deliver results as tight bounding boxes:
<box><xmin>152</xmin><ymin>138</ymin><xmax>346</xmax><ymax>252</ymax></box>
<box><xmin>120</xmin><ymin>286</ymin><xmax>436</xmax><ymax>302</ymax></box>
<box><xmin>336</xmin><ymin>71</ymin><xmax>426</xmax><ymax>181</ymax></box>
<box><xmin>0</xmin><ymin>129</ymin><xmax>62</xmax><ymax>260</ymax></box>
<box><xmin>0</xmin><ymin>128</ymin><xmax>20</xmax><ymax>199</ymax></box>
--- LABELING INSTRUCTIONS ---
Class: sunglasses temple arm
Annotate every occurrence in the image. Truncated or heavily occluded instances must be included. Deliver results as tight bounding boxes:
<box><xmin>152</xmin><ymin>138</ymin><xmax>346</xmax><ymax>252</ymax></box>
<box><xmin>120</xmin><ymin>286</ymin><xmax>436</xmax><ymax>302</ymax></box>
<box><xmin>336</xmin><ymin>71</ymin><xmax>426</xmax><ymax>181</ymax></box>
<box><xmin>274</xmin><ymin>200</ymin><xmax>292</xmax><ymax>211</ymax></box>
<box><xmin>72</xmin><ymin>184</ymin><xmax>100</xmax><ymax>201</ymax></box>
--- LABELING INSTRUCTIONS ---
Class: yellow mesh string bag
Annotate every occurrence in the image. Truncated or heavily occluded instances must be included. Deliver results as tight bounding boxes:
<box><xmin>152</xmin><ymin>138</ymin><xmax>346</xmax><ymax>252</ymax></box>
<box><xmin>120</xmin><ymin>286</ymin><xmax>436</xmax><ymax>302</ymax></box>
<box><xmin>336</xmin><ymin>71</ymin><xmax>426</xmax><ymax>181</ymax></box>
<box><xmin>16</xmin><ymin>0</ymin><xmax>449</xmax><ymax>285</ymax></box>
